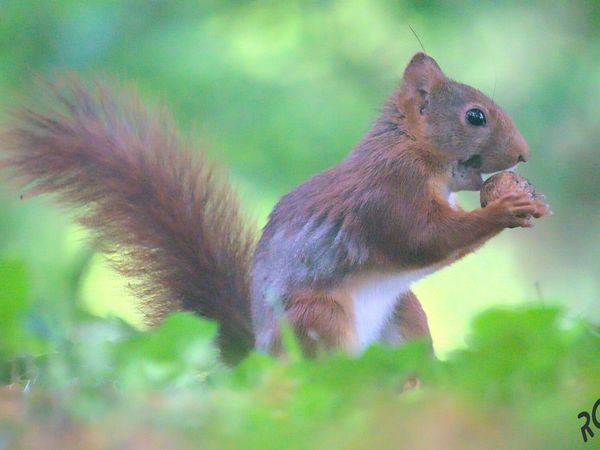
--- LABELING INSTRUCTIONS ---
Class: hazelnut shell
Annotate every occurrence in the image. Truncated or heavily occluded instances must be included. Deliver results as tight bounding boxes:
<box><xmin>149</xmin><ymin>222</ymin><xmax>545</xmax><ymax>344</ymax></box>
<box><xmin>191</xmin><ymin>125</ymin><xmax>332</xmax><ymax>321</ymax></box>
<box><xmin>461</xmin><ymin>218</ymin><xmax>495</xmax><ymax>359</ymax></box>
<box><xmin>480</xmin><ymin>172</ymin><xmax>536</xmax><ymax>208</ymax></box>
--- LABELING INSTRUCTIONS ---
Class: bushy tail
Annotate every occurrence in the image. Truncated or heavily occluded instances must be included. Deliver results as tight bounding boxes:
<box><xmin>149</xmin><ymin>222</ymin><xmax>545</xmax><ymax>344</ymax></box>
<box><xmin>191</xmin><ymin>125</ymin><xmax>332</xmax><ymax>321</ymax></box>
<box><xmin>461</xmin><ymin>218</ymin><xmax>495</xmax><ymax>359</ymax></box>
<box><xmin>1</xmin><ymin>75</ymin><xmax>255</xmax><ymax>363</ymax></box>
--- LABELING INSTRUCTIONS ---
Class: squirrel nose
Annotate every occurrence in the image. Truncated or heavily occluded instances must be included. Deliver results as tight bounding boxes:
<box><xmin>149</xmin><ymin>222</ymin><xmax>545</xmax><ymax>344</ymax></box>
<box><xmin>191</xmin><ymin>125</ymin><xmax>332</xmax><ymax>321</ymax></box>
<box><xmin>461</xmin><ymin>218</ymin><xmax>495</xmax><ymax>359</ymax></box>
<box><xmin>513</xmin><ymin>131</ymin><xmax>530</xmax><ymax>163</ymax></box>
<box><xmin>517</xmin><ymin>146</ymin><xmax>530</xmax><ymax>163</ymax></box>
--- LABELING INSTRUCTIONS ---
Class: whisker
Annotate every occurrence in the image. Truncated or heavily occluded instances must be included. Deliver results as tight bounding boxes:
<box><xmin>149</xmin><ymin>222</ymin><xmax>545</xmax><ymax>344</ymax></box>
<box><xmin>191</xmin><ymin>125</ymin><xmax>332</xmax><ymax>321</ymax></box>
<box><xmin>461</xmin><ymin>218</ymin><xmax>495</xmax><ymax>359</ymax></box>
<box><xmin>408</xmin><ymin>24</ymin><xmax>426</xmax><ymax>53</ymax></box>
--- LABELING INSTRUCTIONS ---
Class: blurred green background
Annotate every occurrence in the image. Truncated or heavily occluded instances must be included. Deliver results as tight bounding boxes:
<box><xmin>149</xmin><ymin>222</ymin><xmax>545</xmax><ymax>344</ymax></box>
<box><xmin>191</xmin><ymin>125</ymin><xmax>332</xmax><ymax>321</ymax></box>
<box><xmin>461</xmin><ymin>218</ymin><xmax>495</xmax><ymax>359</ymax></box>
<box><xmin>1</xmin><ymin>0</ymin><xmax>599</xmax><ymax>357</ymax></box>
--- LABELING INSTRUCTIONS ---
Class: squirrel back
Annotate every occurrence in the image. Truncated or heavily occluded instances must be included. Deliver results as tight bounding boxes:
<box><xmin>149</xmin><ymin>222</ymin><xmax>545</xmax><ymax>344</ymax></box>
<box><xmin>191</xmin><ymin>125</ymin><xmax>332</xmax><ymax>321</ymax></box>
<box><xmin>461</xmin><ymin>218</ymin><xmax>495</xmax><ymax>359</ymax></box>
<box><xmin>0</xmin><ymin>76</ymin><xmax>255</xmax><ymax>364</ymax></box>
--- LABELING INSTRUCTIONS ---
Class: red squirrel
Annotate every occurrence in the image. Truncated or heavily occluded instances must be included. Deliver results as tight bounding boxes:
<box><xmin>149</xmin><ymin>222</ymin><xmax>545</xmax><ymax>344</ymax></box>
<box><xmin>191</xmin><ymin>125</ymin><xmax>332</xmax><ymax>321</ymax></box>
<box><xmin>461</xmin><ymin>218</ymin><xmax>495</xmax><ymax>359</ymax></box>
<box><xmin>1</xmin><ymin>53</ymin><xmax>549</xmax><ymax>362</ymax></box>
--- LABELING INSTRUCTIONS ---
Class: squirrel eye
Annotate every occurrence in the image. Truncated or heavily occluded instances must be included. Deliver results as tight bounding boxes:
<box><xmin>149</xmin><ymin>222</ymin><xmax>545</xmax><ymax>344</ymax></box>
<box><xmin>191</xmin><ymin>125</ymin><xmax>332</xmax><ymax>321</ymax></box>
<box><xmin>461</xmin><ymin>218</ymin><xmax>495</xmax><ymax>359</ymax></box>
<box><xmin>466</xmin><ymin>108</ymin><xmax>487</xmax><ymax>126</ymax></box>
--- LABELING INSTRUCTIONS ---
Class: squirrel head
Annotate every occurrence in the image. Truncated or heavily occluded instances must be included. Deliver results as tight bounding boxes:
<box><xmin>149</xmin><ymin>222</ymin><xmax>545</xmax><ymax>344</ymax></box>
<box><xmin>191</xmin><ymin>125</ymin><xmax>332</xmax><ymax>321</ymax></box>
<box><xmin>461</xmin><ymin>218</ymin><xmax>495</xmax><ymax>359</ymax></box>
<box><xmin>392</xmin><ymin>52</ymin><xmax>530</xmax><ymax>191</ymax></box>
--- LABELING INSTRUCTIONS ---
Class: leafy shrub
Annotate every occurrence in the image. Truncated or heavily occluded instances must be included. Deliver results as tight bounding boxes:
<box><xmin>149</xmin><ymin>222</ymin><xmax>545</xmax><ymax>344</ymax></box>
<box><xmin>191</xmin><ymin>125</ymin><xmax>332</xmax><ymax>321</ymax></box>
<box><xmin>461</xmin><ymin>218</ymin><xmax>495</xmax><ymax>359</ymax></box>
<box><xmin>0</xmin><ymin>258</ymin><xmax>597</xmax><ymax>449</ymax></box>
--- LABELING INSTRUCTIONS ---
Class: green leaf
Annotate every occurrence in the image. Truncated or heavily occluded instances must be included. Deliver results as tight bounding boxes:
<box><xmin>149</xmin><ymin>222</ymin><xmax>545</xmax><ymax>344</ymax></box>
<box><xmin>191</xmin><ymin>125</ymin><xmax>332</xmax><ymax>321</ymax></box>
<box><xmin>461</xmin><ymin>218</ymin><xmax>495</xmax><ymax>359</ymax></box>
<box><xmin>0</xmin><ymin>259</ymin><xmax>41</xmax><ymax>357</ymax></box>
<box><xmin>113</xmin><ymin>312</ymin><xmax>220</xmax><ymax>391</ymax></box>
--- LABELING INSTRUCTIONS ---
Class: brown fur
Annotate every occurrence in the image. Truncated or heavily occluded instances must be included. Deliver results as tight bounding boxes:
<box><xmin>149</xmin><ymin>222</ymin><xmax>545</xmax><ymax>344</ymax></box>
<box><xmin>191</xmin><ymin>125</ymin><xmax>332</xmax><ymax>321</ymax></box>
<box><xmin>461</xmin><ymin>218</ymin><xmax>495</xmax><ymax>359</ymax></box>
<box><xmin>286</xmin><ymin>290</ymin><xmax>356</xmax><ymax>357</ymax></box>
<box><xmin>0</xmin><ymin>76</ymin><xmax>255</xmax><ymax>364</ymax></box>
<box><xmin>395</xmin><ymin>291</ymin><xmax>432</xmax><ymax>348</ymax></box>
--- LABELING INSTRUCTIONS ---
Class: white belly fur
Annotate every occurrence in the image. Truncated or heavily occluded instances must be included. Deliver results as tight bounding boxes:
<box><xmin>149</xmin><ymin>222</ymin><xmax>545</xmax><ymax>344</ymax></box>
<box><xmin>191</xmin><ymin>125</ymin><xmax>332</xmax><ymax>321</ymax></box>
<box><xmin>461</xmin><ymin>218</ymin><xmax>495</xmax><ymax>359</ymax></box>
<box><xmin>345</xmin><ymin>266</ymin><xmax>440</xmax><ymax>350</ymax></box>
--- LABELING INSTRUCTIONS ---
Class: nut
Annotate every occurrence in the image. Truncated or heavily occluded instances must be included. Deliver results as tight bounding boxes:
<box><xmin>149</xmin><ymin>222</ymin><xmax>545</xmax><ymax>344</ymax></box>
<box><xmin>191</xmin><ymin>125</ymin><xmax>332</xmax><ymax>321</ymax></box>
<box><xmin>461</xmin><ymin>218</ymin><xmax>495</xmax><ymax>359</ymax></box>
<box><xmin>480</xmin><ymin>172</ymin><xmax>536</xmax><ymax>208</ymax></box>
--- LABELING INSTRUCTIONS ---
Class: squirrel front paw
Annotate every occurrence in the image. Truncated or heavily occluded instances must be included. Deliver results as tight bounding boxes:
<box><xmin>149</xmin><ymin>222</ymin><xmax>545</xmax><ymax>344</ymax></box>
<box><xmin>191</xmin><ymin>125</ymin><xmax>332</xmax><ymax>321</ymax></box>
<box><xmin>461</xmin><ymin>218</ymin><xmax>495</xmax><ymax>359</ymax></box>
<box><xmin>531</xmin><ymin>192</ymin><xmax>551</xmax><ymax>218</ymax></box>
<box><xmin>486</xmin><ymin>192</ymin><xmax>540</xmax><ymax>228</ymax></box>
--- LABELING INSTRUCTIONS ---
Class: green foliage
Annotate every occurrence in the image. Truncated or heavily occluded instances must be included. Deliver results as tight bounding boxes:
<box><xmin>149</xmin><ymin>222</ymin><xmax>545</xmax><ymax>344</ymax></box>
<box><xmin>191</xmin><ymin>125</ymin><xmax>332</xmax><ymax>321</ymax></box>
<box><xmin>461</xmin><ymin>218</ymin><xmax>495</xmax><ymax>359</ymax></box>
<box><xmin>0</xmin><ymin>303</ymin><xmax>598</xmax><ymax>449</ymax></box>
<box><xmin>0</xmin><ymin>259</ymin><xmax>47</xmax><ymax>375</ymax></box>
<box><xmin>113</xmin><ymin>313</ymin><xmax>219</xmax><ymax>391</ymax></box>
<box><xmin>443</xmin><ymin>307</ymin><xmax>567</xmax><ymax>402</ymax></box>
<box><xmin>0</xmin><ymin>259</ymin><xmax>30</xmax><ymax>358</ymax></box>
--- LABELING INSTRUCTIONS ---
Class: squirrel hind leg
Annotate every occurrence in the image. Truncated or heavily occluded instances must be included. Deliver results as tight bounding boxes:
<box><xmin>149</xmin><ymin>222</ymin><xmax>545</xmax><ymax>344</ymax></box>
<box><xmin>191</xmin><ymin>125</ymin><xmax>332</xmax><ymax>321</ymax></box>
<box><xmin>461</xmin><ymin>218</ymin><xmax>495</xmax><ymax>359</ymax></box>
<box><xmin>379</xmin><ymin>290</ymin><xmax>434</xmax><ymax>353</ymax></box>
<box><xmin>284</xmin><ymin>290</ymin><xmax>357</xmax><ymax>358</ymax></box>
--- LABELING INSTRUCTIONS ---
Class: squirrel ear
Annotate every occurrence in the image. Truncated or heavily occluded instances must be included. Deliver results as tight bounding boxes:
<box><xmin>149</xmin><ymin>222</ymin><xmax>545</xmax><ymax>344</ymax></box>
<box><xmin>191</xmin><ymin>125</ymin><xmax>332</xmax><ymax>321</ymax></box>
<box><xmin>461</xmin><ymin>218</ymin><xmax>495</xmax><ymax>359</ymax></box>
<box><xmin>402</xmin><ymin>52</ymin><xmax>445</xmax><ymax>92</ymax></box>
<box><xmin>400</xmin><ymin>52</ymin><xmax>445</xmax><ymax>114</ymax></box>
